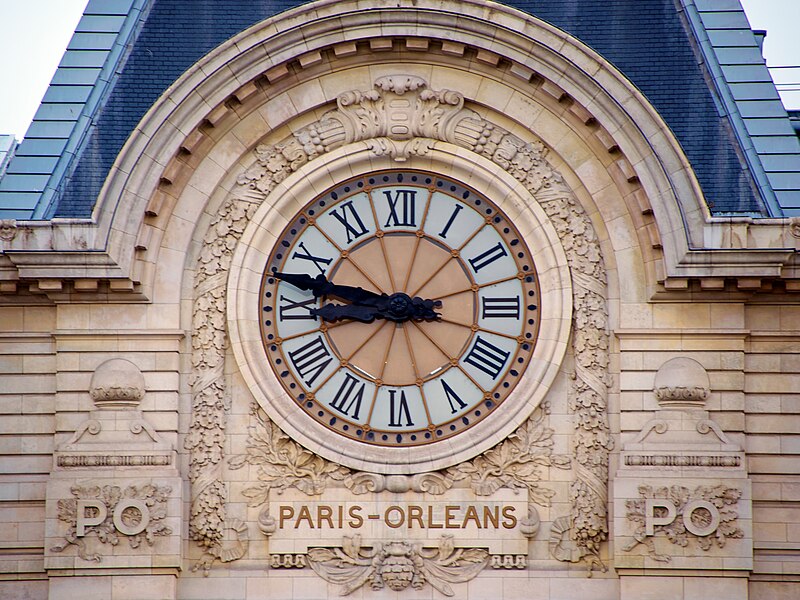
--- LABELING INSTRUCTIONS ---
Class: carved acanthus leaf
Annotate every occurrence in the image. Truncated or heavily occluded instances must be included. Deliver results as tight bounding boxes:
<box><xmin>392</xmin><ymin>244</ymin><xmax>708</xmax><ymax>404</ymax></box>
<box><xmin>228</xmin><ymin>404</ymin><xmax>350</xmax><ymax>506</ymax></box>
<box><xmin>445</xmin><ymin>403</ymin><xmax>559</xmax><ymax>506</ymax></box>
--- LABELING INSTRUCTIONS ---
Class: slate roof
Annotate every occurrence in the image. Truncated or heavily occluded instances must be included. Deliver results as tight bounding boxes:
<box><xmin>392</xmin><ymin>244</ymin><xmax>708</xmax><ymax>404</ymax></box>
<box><xmin>1</xmin><ymin>0</ymin><xmax>798</xmax><ymax>219</ymax></box>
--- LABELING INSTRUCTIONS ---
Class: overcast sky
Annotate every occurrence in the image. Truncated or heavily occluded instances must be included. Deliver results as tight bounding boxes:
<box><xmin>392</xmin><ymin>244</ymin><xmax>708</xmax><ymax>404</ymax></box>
<box><xmin>0</xmin><ymin>0</ymin><xmax>798</xmax><ymax>140</ymax></box>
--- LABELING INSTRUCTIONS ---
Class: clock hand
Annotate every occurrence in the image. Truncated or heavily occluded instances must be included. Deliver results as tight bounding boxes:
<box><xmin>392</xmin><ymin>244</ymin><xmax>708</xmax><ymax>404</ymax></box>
<box><xmin>312</xmin><ymin>302</ymin><xmax>379</xmax><ymax>323</ymax></box>
<box><xmin>273</xmin><ymin>272</ymin><xmax>441</xmax><ymax>322</ymax></box>
<box><xmin>272</xmin><ymin>271</ymin><xmax>386</xmax><ymax>305</ymax></box>
<box><xmin>313</xmin><ymin>293</ymin><xmax>442</xmax><ymax>323</ymax></box>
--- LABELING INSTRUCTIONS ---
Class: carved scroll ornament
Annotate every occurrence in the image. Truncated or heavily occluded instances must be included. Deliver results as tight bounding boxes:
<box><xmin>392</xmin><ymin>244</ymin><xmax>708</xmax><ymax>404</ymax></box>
<box><xmin>189</xmin><ymin>76</ymin><xmax>610</xmax><ymax>572</ymax></box>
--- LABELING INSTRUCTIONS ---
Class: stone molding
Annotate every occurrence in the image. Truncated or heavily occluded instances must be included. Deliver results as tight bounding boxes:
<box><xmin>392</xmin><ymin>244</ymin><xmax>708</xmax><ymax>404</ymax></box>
<box><xmin>191</xmin><ymin>76</ymin><xmax>610</xmax><ymax>573</ymax></box>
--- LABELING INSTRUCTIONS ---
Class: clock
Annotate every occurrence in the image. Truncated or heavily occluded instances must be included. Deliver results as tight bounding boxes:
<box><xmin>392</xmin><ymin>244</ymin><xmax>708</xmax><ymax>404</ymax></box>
<box><xmin>258</xmin><ymin>170</ymin><xmax>540</xmax><ymax>448</ymax></box>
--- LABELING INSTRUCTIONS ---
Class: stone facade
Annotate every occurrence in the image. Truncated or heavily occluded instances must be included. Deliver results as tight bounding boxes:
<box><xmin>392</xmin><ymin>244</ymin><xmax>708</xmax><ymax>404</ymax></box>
<box><xmin>0</xmin><ymin>1</ymin><xmax>799</xmax><ymax>598</ymax></box>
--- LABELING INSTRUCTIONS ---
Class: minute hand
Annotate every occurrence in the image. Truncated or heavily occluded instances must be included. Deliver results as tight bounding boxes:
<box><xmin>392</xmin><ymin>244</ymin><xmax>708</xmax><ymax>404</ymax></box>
<box><xmin>272</xmin><ymin>271</ymin><xmax>386</xmax><ymax>305</ymax></box>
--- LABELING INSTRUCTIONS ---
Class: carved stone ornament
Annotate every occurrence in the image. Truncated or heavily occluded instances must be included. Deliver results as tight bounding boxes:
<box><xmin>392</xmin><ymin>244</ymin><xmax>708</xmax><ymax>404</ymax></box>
<box><xmin>231</xmin><ymin>402</ymin><xmax>562</xmax><ymax>523</ymax></box>
<box><xmin>0</xmin><ymin>219</ymin><xmax>18</xmax><ymax>242</ymax></box>
<box><xmin>622</xmin><ymin>484</ymin><xmax>744</xmax><ymax>562</ymax></box>
<box><xmin>189</xmin><ymin>76</ymin><xmax>610</xmax><ymax>572</ymax></box>
<box><xmin>307</xmin><ymin>535</ymin><xmax>489</xmax><ymax>597</ymax></box>
<box><xmin>50</xmin><ymin>484</ymin><xmax>172</xmax><ymax>562</ymax></box>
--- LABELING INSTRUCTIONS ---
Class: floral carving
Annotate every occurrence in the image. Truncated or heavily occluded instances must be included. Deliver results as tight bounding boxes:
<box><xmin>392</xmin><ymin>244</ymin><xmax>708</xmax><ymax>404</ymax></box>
<box><xmin>623</xmin><ymin>485</ymin><xmax>744</xmax><ymax>561</ymax></box>
<box><xmin>189</xmin><ymin>76</ymin><xmax>610</xmax><ymax>573</ymax></box>
<box><xmin>186</xmin><ymin>195</ymin><xmax>261</xmax><ymax>573</ymax></box>
<box><xmin>50</xmin><ymin>484</ymin><xmax>171</xmax><ymax>561</ymax></box>
<box><xmin>307</xmin><ymin>535</ymin><xmax>488</xmax><ymax>597</ymax></box>
<box><xmin>445</xmin><ymin>402</ymin><xmax>567</xmax><ymax>506</ymax></box>
<box><xmin>228</xmin><ymin>404</ymin><xmax>350</xmax><ymax>506</ymax></box>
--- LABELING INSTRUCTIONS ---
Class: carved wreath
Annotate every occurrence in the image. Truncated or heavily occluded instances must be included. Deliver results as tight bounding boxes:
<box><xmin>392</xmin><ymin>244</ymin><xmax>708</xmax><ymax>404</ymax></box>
<box><xmin>188</xmin><ymin>76</ymin><xmax>610</xmax><ymax>573</ymax></box>
<box><xmin>623</xmin><ymin>484</ymin><xmax>744</xmax><ymax>561</ymax></box>
<box><xmin>50</xmin><ymin>484</ymin><xmax>172</xmax><ymax>562</ymax></box>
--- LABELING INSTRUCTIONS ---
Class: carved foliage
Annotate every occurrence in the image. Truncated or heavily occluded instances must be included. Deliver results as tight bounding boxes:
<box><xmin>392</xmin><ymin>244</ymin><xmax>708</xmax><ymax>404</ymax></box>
<box><xmin>445</xmin><ymin>402</ymin><xmax>567</xmax><ymax>505</ymax></box>
<box><xmin>186</xmin><ymin>196</ymin><xmax>260</xmax><ymax>557</ymax></box>
<box><xmin>228</xmin><ymin>404</ymin><xmax>350</xmax><ymax>506</ymax></box>
<box><xmin>307</xmin><ymin>535</ymin><xmax>488</xmax><ymax>597</ymax></box>
<box><xmin>623</xmin><ymin>485</ymin><xmax>744</xmax><ymax>561</ymax></box>
<box><xmin>50</xmin><ymin>484</ymin><xmax>172</xmax><ymax>562</ymax></box>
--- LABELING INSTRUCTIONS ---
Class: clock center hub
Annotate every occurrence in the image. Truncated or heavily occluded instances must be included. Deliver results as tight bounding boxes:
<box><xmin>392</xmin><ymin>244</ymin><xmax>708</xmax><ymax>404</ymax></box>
<box><xmin>325</xmin><ymin>235</ymin><xmax>474</xmax><ymax>387</ymax></box>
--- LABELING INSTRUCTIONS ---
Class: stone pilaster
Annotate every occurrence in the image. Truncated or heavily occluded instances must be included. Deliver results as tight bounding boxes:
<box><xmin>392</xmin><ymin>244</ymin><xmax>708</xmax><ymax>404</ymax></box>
<box><xmin>44</xmin><ymin>359</ymin><xmax>181</xmax><ymax>599</ymax></box>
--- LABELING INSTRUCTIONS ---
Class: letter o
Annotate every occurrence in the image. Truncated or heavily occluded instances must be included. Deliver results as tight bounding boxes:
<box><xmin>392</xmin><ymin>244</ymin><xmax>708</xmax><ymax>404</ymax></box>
<box><xmin>113</xmin><ymin>499</ymin><xmax>150</xmax><ymax>535</ymax></box>
<box><xmin>385</xmin><ymin>506</ymin><xmax>405</xmax><ymax>528</ymax></box>
<box><xmin>682</xmin><ymin>500</ymin><xmax>720</xmax><ymax>537</ymax></box>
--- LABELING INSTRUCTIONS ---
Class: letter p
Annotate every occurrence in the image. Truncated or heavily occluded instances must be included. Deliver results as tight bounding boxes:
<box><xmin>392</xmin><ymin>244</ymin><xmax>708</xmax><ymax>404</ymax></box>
<box><xmin>76</xmin><ymin>500</ymin><xmax>107</xmax><ymax>537</ymax></box>
<box><xmin>645</xmin><ymin>499</ymin><xmax>676</xmax><ymax>535</ymax></box>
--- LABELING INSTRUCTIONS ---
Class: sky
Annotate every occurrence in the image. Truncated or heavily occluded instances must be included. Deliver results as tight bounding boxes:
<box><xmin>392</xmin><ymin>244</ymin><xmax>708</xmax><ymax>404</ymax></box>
<box><xmin>0</xmin><ymin>0</ymin><xmax>798</xmax><ymax>140</ymax></box>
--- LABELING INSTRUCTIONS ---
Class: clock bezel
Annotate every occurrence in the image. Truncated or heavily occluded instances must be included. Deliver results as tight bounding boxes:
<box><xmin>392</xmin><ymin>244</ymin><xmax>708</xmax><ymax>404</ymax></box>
<box><xmin>228</xmin><ymin>147</ymin><xmax>572</xmax><ymax>474</ymax></box>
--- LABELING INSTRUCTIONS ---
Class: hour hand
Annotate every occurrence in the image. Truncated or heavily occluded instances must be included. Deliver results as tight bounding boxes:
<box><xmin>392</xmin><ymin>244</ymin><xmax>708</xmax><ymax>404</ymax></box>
<box><xmin>312</xmin><ymin>303</ymin><xmax>378</xmax><ymax>323</ymax></box>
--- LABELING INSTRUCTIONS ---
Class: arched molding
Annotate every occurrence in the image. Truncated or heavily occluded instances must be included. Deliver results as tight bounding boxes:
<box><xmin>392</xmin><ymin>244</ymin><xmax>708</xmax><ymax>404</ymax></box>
<box><xmin>95</xmin><ymin>0</ymin><xmax>702</xmax><ymax>294</ymax></box>
<box><xmin>184</xmin><ymin>74</ymin><xmax>611</xmax><ymax>572</ymax></box>
<box><xmin>227</xmin><ymin>145</ymin><xmax>573</xmax><ymax>475</ymax></box>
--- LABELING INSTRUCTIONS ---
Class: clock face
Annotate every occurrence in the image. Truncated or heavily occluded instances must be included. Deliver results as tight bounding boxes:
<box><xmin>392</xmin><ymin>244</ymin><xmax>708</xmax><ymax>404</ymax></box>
<box><xmin>259</xmin><ymin>170</ymin><xmax>539</xmax><ymax>447</ymax></box>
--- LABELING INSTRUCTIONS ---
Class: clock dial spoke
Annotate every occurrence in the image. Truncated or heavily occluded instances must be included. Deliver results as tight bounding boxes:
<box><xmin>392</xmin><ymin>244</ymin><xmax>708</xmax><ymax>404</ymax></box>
<box><xmin>328</xmin><ymin>319</ymin><xmax>389</xmax><ymax>378</ymax></box>
<box><xmin>423</xmin><ymin>368</ymin><xmax>485</xmax><ymax>425</ymax></box>
<box><xmin>341</xmin><ymin>237</ymin><xmax>395</xmax><ymax>293</ymax></box>
<box><xmin>404</xmin><ymin>323</ymin><xmax>450</xmax><ymax>378</ymax></box>
<box><xmin>404</xmin><ymin>243</ymin><xmax>453</xmax><ymax>299</ymax></box>
<box><xmin>381</xmin><ymin>324</ymin><xmax>418</xmax><ymax>386</ymax></box>
<box><xmin>461</xmin><ymin>226</ymin><xmax>518</xmax><ymax>284</ymax></box>
<box><xmin>329</xmin><ymin>252</ymin><xmax>389</xmax><ymax>297</ymax></box>
<box><xmin>382</xmin><ymin>234</ymin><xmax>419</xmax><ymax>294</ymax></box>
<box><xmin>412</xmin><ymin>257</ymin><xmax>471</xmax><ymax>303</ymax></box>
<box><xmin>401</xmin><ymin>324</ymin><xmax>434</xmax><ymax>428</ymax></box>
<box><xmin>424</xmin><ymin>191</ymin><xmax>485</xmax><ymax>247</ymax></box>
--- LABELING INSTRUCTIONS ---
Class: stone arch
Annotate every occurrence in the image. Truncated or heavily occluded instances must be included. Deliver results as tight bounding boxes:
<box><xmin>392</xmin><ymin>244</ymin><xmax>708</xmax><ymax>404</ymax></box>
<box><xmin>94</xmin><ymin>0</ymin><xmax>706</xmax><ymax>300</ymax></box>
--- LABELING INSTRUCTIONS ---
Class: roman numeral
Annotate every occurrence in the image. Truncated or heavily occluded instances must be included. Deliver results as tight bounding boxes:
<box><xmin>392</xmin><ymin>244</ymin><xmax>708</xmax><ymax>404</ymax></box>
<box><xmin>464</xmin><ymin>336</ymin><xmax>510</xmax><ymax>380</ymax></box>
<box><xmin>387</xmin><ymin>389</ymin><xmax>414</xmax><ymax>427</ymax></box>
<box><xmin>437</xmin><ymin>204</ymin><xmax>463</xmax><ymax>239</ymax></box>
<box><xmin>292</xmin><ymin>242</ymin><xmax>332</xmax><ymax>274</ymax></box>
<box><xmin>468</xmin><ymin>242</ymin><xmax>508</xmax><ymax>273</ymax></box>
<box><xmin>278</xmin><ymin>294</ymin><xmax>317</xmax><ymax>321</ymax></box>
<box><xmin>481</xmin><ymin>297</ymin><xmax>521</xmax><ymax>319</ymax></box>
<box><xmin>441</xmin><ymin>379</ymin><xmax>467</xmax><ymax>414</ymax></box>
<box><xmin>383</xmin><ymin>189</ymin><xmax>417</xmax><ymax>228</ymax></box>
<box><xmin>329</xmin><ymin>373</ymin><xmax>366</xmax><ymax>419</ymax></box>
<box><xmin>329</xmin><ymin>200</ymin><xmax>369</xmax><ymax>243</ymax></box>
<box><xmin>287</xmin><ymin>337</ymin><xmax>332</xmax><ymax>386</ymax></box>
